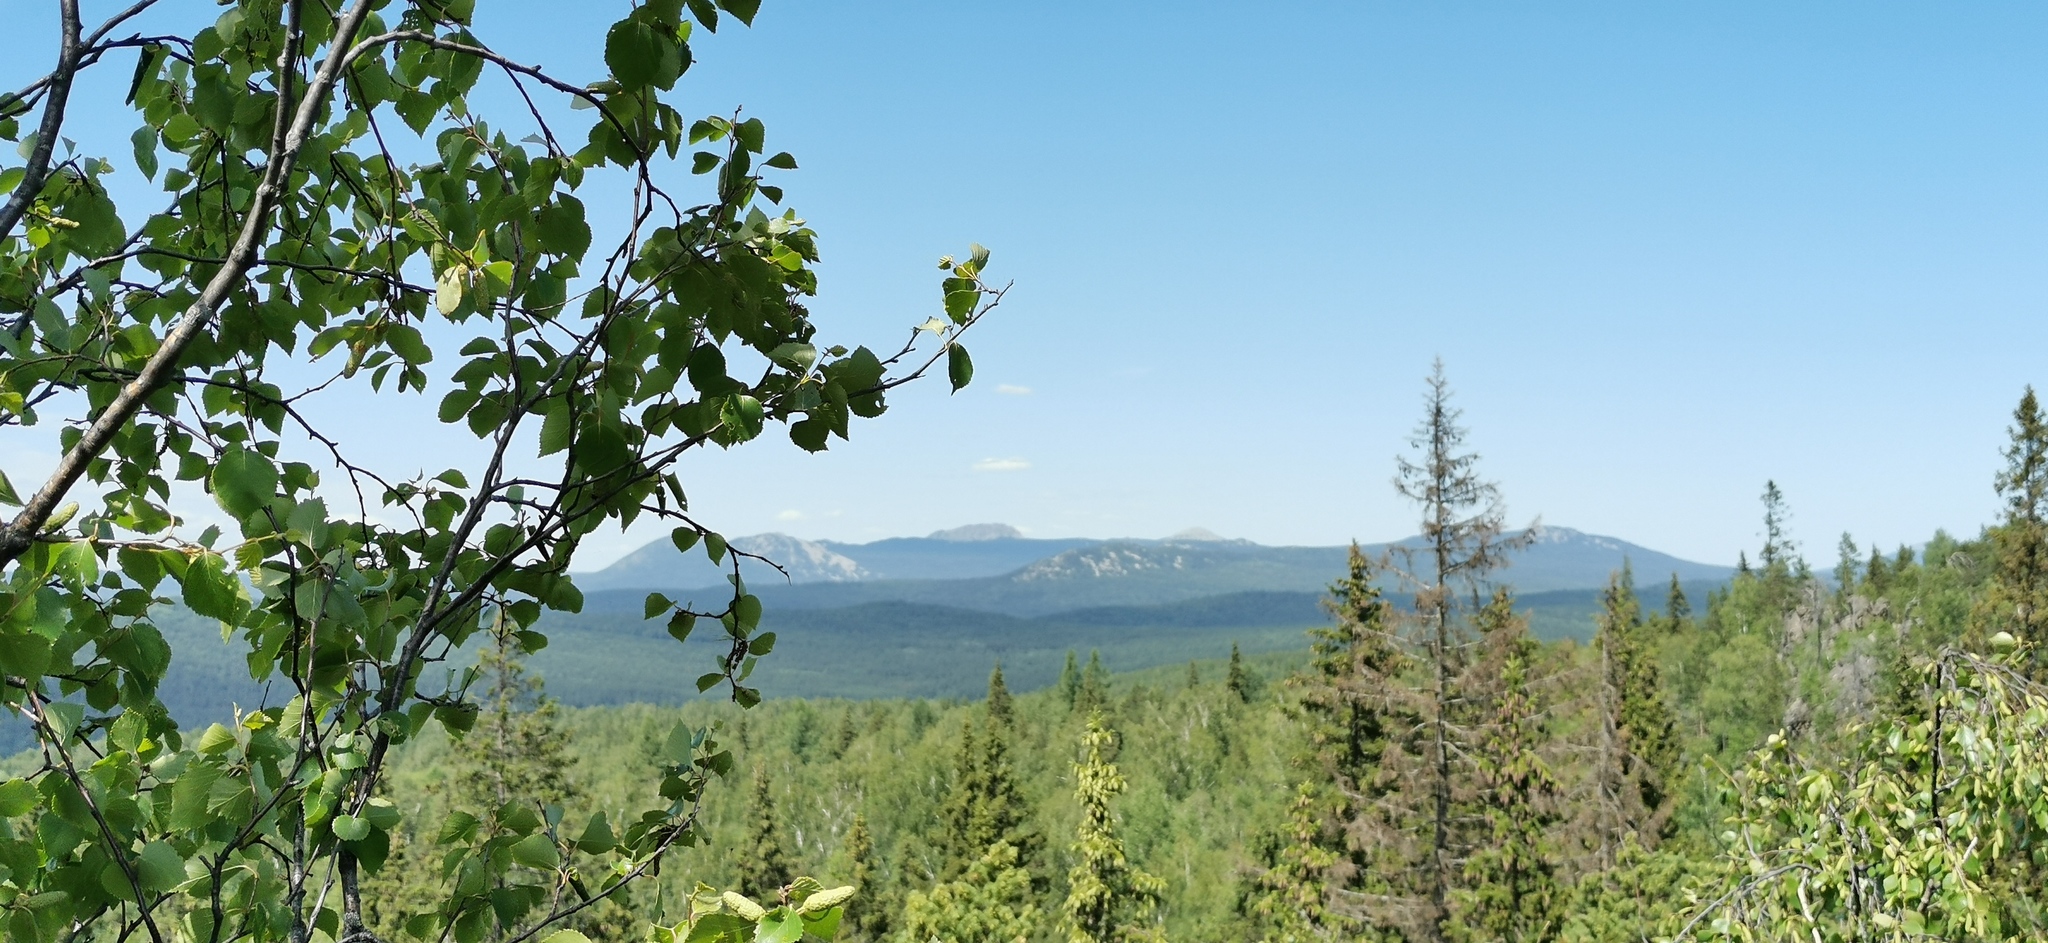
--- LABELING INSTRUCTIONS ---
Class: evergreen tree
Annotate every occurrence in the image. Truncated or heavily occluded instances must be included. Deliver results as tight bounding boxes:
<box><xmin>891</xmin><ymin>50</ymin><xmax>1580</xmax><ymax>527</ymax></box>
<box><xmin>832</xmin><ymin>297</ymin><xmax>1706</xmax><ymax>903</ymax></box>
<box><xmin>988</xmin><ymin>662</ymin><xmax>1015</xmax><ymax>730</ymax></box>
<box><xmin>1247</xmin><ymin>784</ymin><xmax>1347</xmax><ymax>943</ymax></box>
<box><xmin>1578</xmin><ymin>565</ymin><xmax>1677</xmax><ymax>873</ymax></box>
<box><xmin>832</xmin><ymin>708</ymin><xmax>859</xmax><ymax>759</ymax></box>
<box><xmin>1664</xmin><ymin>573</ymin><xmax>1691</xmax><ymax>633</ymax></box>
<box><xmin>843</xmin><ymin>813</ymin><xmax>886</xmax><ymax>941</ymax></box>
<box><xmin>1865</xmin><ymin>546</ymin><xmax>1891</xmax><ymax>594</ymax></box>
<box><xmin>1449</xmin><ymin>591</ymin><xmax>1561</xmax><ymax>943</ymax></box>
<box><xmin>1978</xmin><ymin>386</ymin><xmax>2048</xmax><ymax>671</ymax></box>
<box><xmin>1064</xmin><ymin>713</ymin><xmax>1166</xmax><ymax>943</ymax></box>
<box><xmin>1077</xmin><ymin>649</ymin><xmax>1109</xmax><ymax>715</ymax></box>
<box><xmin>935</xmin><ymin>712</ymin><xmax>1037</xmax><ymax>881</ymax></box>
<box><xmin>1186</xmin><ymin>661</ymin><xmax>1201</xmax><ymax>688</ymax></box>
<box><xmin>452</xmin><ymin>628</ymin><xmax>575</xmax><ymax>812</ymax></box>
<box><xmin>1060</xmin><ymin>650</ymin><xmax>1084</xmax><ymax>708</ymax></box>
<box><xmin>1758</xmin><ymin>480</ymin><xmax>1797</xmax><ymax>577</ymax></box>
<box><xmin>740</xmin><ymin>764</ymin><xmax>797</xmax><ymax>899</ymax></box>
<box><xmin>1227</xmin><ymin>643</ymin><xmax>1253</xmax><ymax>703</ymax></box>
<box><xmin>1736</xmin><ymin>551</ymin><xmax>1751</xmax><ymax>576</ymax></box>
<box><xmin>901</xmin><ymin>842</ymin><xmax>1043</xmax><ymax>943</ymax></box>
<box><xmin>1834</xmin><ymin>533</ymin><xmax>1860</xmax><ymax>601</ymax></box>
<box><xmin>1378</xmin><ymin>359</ymin><xmax>1532</xmax><ymax>942</ymax></box>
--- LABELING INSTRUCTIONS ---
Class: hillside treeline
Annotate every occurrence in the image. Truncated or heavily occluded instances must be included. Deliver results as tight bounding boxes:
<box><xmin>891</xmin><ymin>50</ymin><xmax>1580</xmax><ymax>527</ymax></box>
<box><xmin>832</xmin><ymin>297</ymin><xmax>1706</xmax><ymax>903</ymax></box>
<box><xmin>361</xmin><ymin>382</ymin><xmax>2048</xmax><ymax>942</ymax></box>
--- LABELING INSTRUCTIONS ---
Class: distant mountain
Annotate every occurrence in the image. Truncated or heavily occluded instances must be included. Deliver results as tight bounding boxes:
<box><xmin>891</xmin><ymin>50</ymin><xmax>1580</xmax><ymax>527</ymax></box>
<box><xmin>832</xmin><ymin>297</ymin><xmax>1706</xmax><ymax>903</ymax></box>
<box><xmin>578</xmin><ymin>532</ymin><xmax>869</xmax><ymax>591</ymax></box>
<box><xmin>578</xmin><ymin>525</ymin><xmax>1732</xmax><ymax>611</ymax></box>
<box><xmin>573</xmin><ymin>525</ymin><xmax>1732</xmax><ymax>620</ymax></box>
<box><xmin>576</xmin><ymin>528</ymin><xmax>1099</xmax><ymax>589</ymax></box>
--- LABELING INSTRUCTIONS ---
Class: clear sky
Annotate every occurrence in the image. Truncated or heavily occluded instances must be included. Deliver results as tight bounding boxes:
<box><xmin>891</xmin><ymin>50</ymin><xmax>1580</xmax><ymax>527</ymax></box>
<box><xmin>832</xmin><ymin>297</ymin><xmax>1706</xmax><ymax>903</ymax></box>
<box><xmin>7</xmin><ymin>1</ymin><xmax>2046</xmax><ymax>569</ymax></box>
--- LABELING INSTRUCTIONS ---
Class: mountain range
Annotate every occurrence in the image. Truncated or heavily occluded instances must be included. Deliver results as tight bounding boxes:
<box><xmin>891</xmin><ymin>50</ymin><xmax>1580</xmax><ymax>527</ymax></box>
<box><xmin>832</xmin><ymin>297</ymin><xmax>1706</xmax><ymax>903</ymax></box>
<box><xmin>572</xmin><ymin>523</ymin><xmax>1732</xmax><ymax>616</ymax></box>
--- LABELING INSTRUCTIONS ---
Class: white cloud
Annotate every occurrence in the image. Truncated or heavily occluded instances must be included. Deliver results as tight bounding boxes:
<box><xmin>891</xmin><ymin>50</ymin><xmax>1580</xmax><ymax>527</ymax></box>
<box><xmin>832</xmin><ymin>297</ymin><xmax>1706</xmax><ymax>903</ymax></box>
<box><xmin>776</xmin><ymin>509</ymin><xmax>806</xmax><ymax>521</ymax></box>
<box><xmin>996</xmin><ymin>384</ymin><xmax>1033</xmax><ymax>395</ymax></box>
<box><xmin>972</xmin><ymin>457</ymin><xmax>1031</xmax><ymax>473</ymax></box>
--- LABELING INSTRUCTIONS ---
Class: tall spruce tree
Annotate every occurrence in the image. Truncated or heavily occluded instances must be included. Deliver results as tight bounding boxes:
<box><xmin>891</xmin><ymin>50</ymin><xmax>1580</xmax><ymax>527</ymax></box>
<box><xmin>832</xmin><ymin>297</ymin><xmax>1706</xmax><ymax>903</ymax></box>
<box><xmin>1248</xmin><ymin>783</ymin><xmax>1349</xmax><ymax>943</ymax></box>
<box><xmin>1449</xmin><ymin>590</ymin><xmax>1562</xmax><ymax>943</ymax></box>
<box><xmin>740</xmin><ymin>764</ymin><xmax>797</xmax><ymax>899</ymax></box>
<box><xmin>1664</xmin><ymin>573</ymin><xmax>1691</xmax><ymax>633</ymax></box>
<box><xmin>1077</xmin><ymin>650</ymin><xmax>1110</xmax><ymax>715</ymax></box>
<box><xmin>1758</xmin><ymin>480</ymin><xmax>1797</xmax><ymax>578</ymax></box>
<box><xmin>1978</xmin><ymin>386</ymin><xmax>2048</xmax><ymax>670</ymax></box>
<box><xmin>843</xmin><ymin>813</ymin><xmax>886</xmax><ymax>942</ymax></box>
<box><xmin>937</xmin><ymin>701</ymin><xmax>1037</xmax><ymax>881</ymax></box>
<box><xmin>988</xmin><ymin>663</ymin><xmax>1015</xmax><ymax>730</ymax></box>
<box><xmin>1227</xmin><ymin>643</ymin><xmax>1253</xmax><ymax>703</ymax></box>
<box><xmin>1060</xmin><ymin>650</ymin><xmax>1085</xmax><ymax>708</ymax></box>
<box><xmin>1379</xmin><ymin>359</ymin><xmax>1533</xmax><ymax>942</ymax></box>
<box><xmin>1578</xmin><ymin>565</ymin><xmax>1678</xmax><ymax>874</ymax></box>
<box><xmin>1064</xmin><ymin>713</ymin><xmax>1166</xmax><ymax>943</ymax></box>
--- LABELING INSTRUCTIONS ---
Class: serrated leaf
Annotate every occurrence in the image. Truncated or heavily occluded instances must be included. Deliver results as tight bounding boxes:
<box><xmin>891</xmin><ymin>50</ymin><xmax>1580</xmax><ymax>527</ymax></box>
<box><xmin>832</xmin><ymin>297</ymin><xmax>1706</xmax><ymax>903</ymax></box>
<box><xmin>510</xmin><ymin>833</ymin><xmax>561</xmax><ymax>870</ymax></box>
<box><xmin>0</xmin><ymin>778</ymin><xmax>36</xmax><ymax>817</ymax></box>
<box><xmin>211</xmin><ymin>448</ymin><xmax>278</xmax><ymax>518</ymax></box>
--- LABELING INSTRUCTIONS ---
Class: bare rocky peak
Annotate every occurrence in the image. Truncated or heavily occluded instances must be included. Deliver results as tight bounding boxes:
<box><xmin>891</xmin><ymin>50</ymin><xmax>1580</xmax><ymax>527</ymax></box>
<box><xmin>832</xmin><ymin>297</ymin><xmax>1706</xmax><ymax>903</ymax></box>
<box><xmin>927</xmin><ymin>523</ymin><xmax>1025</xmax><ymax>542</ymax></box>
<box><xmin>1167</xmin><ymin>527</ymin><xmax>1227</xmax><ymax>542</ymax></box>
<box><xmin>727</xmin><ymin>533</ymin><xmax>868</xmax><ymax>582</ymax></box>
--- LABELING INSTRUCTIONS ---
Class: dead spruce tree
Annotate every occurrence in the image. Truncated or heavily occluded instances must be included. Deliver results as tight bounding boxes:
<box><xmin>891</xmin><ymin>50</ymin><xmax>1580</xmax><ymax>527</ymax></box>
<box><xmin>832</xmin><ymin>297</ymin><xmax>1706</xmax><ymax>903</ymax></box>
<box><xmin>0</xmin><ymin>2</ymin><xmax>996</xmax><ymax>941</ymax></box>
<box><xmin>1361</xmin><ymin>359</ymin><xmax>1536</xmax><ymax>942</ymax></box>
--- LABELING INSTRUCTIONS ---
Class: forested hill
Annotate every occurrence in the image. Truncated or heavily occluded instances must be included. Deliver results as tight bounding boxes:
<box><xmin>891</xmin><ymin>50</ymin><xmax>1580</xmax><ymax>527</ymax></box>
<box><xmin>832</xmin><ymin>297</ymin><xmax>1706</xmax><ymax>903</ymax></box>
<box><xmin>572</xmin><ymin>523</ymin><xmax>1733</xmax><ymax>604</ymax></box>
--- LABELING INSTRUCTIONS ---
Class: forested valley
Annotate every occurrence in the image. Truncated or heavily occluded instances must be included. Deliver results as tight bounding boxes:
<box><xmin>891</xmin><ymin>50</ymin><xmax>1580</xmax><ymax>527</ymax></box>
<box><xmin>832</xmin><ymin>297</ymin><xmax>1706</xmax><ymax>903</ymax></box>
<box><xmin>341</xmin><ymin>379</ymin><xmax>2048</xmax><ymax>943</ymax></box>
<box><xmin>0</xmin><ymin>2</ymin><xmax>2039</xmax><ymax>943</ymax></box>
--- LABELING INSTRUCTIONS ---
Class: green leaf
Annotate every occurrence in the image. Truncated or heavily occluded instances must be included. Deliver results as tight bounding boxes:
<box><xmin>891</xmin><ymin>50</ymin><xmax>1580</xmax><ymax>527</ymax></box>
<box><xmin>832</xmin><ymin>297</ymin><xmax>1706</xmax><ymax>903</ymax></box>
<box><xmin>536</xmin><ymin>197</ymin><xmax>591</xmax><ymax>259</ymax></box>
<box><xmin>539</xmin><ymin>932</ymin><xmax>593</xmax><ymax>943</ymax></box>
<box><xmin>509</xmin><ymin>833</ymin><xmax>561</xmax><ymax>870</ymax></box>
<box><xmin>644</xmin><ymin>593</ymin><xmax>674</xmax><ymax>620</ymax></box>
<box><xmin>538</xmin><ymin>406</ymin><xmax>572</xmax><ymax>456</ymax></box>
<box><xmin>695</xmin><ymin>672</ymin><xmax>723</xmax><ymax>693</ymax></box>
<box><xmin>136</xmin><ymin>841</ymin><xmax>186</xmax><ymax>893</ymax></box>
<box><xmin>0</xmin><ymin>778</ymin><xmax>36</xmax><ymax>817</ymax></box>
<box><xmin>332</xmin><ymin>814</ymin><xmax>371</xmax><ymax>841</ymax></box>
<box><xmin>763</xmin><ymin>151</ymin><xmax>797</xmax><ymax>170</ymax></box>
<box><xmin>181</xmin><ymin>553</ymin><xmax>244</xmax><ymax>622</ymax></box>
<box><xmin>605</xmin><ymin>19</ymin><xmax>663</xmax><ymax>88</ymax></box>
<box><xmin>437</xmin><ymin>265</ymin><xmax>469</xmax><ymax>315</ymax></box>
<box><xmin>197</xmin><ymin>723</ymin><xmax>236</xmax><ymax>755</ymax></box>
<box><xmin>734</xmin><ymin>595</ymin><xmax>762</xmax><ymax>631</ymax></box>
<box><xmin>667</xmin><ymin>610</ymin><xmax>696</xmax><ymax>643</ymax></box>
<box><xmin>210</xmin><ymin>447</ymin><xmax>278</xmax><ymax>518</ymax></box>
<box><xmin>576</xmin><ymin>812</ymin><xmax>616</xmax><ymax>854</ymax></box>
<box><xmin>948</xmin><ymin>345</ymin><xmax>973</xmax><ymax>392</ymax></box>
<box><xmin>755</xmin><ymin>909</ymin><xmax>803</xmax><ymax>943</ymax></box>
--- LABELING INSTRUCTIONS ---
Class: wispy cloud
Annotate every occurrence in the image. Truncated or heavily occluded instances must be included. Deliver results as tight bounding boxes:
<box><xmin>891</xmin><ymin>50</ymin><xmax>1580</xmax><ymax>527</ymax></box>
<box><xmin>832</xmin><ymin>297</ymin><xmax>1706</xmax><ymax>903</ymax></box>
<box><xmin>973</xmin><ymin>457</ymin><xmax>1031</xmax><ymax>473</ymax></box>
<box><xmin>776</xmin><ymin>509</ymin><xmax>806</xmax><ymax>521</ymax></box>
<box><xmin>996</xmin><ymin>384</ymin><xmax>1033</xmax><ymax>396</ymax></box>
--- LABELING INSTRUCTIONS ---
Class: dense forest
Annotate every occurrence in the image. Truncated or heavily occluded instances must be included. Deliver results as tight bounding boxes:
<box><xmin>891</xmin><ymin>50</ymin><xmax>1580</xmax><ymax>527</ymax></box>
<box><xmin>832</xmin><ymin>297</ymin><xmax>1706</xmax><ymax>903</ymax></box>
<box><xmin>0</xmin><ymin>3</ymin><xmax>2039</xmax><ymax>942</ymax></box>
<box><xmin>335</xmin><ymin>378</ymin><xmax>2048</xmax><ymax>942</ymax></box>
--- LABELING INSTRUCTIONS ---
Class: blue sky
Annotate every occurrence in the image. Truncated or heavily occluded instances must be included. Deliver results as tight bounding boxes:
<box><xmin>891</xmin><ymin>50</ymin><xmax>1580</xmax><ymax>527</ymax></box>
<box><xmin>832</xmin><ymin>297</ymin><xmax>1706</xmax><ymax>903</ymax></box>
<box><xmin>6</xmin><ymin>1</ymin><xmax>2045</xmax><ymax>569</ymax></box>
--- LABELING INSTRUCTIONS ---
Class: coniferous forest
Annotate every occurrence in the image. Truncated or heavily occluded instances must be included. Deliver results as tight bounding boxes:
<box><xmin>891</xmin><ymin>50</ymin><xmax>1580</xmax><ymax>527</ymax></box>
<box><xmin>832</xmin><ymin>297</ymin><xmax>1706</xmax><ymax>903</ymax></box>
<box><xmin>0</xmin><ymin>3</ymin><xmax>2041</xmax><ymax>943</ymax></box>
<box><xmin>346</xmin><ymin>372</ymin><xmax>2048</xmax><ymax>943</ymax></box>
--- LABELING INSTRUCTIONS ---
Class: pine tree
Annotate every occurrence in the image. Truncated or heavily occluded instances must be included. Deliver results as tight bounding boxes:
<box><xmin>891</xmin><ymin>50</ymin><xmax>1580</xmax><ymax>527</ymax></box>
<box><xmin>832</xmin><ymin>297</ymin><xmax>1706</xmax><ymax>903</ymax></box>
<box><xmin>832</xmin><ymin>707</ymin><xmax>859</xmax><ymax>759</ymax></box>
<box><xmin>1076</xmin><ymin>650</ymin><xmax>1109</xmax><ymax>715</ymax></box>
<box><xmin>987</xmin><ymin>662</ymin><xmax>1015</xmax><ymax>730</ymax></box>
<box><xmin>740</xmin><ymin>764</ymin><xmax>797</xmax><ymax>899</ymax></box>
<box><xmin>1379</xmin><ymin>359</ymin><xmax>1533</xmax><ymax>942</ymax></box>
<box><xmin>1186</xmin><ymin>661</ymin><xmax>1201</xmax><ymax>688</ymax></box>
<box><xmin>1226</xmin><ymin>643</ymin><xmax>1252</xmax><ymax>703</ymax></box>
<box><xmin>1064</xmin><ymin>713</ymin><xmax>1166</xmax><ymax>943</ymax></box>
<box><xmin>1978</xmin><ymin>386</ymin><xmax>2048</xmax><ymax>671</ymax></box>
<box><xmin>1060</xmin><ymin>650</ymin><xmax>1084</xmax><ymax>708</ymax></box>
<box><xmin>1449</xmin><ymin>591</ymin><xmax>1561</xmax><ymax>943</ymax></box>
